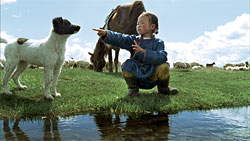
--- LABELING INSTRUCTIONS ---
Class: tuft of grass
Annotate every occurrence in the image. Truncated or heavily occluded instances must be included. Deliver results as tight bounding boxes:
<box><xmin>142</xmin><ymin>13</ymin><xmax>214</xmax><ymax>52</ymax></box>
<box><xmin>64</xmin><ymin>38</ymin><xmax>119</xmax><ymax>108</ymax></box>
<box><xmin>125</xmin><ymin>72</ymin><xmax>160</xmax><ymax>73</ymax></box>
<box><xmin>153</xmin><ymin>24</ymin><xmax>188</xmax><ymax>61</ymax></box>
<box><xmin>0</xmin><ymin>68</ymin><xmax>249</xmax><ymax>118</ymax></box>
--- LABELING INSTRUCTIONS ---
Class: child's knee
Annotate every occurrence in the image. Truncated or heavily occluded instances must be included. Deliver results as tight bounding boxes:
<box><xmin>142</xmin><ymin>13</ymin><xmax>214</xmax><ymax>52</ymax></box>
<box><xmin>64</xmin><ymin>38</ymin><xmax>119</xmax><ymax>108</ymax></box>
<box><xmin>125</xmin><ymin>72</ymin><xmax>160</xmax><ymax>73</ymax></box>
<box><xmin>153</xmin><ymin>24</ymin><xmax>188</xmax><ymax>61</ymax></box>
<box><xmin>122</xmin><ymin>70</ymin><xmax>134</xmax><ymax>78</ymax></box>
<box><xmin>156</xmin><ymin>63</ymin><xmax>169</xmax><ymax>72</ymax></box>
<box><xmin>152</xmin><ymin>63</ymin><xmax>170</xmax><ymax>80</ymax></box>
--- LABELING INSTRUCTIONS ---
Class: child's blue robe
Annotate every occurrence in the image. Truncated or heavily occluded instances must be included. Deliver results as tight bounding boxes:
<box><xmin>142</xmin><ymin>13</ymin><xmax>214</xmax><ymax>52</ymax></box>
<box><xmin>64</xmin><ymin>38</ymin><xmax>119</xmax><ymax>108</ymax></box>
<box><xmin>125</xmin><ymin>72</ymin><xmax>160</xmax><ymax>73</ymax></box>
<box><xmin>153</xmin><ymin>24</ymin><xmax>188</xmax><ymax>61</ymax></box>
<box><xmin>103</xmin><ymin>30</ymin><xmax>168</xmax><ymax>89</ymax></box>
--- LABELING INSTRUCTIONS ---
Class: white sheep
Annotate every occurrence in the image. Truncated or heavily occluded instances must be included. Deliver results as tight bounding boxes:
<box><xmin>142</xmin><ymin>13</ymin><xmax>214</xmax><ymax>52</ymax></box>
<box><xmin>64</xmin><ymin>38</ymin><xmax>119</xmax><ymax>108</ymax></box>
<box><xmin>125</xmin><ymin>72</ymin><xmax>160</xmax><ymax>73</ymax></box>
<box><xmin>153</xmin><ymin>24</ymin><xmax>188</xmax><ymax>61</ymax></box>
<box><xmin>225</xmin><ymin>62</ymin><xmax>250</xmax><ymax>71</ymax></box>
<box><xmin>184</xmin><ymin>62</ymin><xmax>191</xmax><ymax>69</ymax></box>
<box><xmin>76</xmin><ymin>60</ymin><xmax>90</xmax><ymax>69</ymax></box>
<box><xmin>192</xmin><ymin>66</ymin><xmax>202</xmax><ymax>70</ymax></box>
<box><xmin>226</xmin><ymin>66</ymin><xmax>240</xmax><ymax>71</ymax></box>
<box><xmin>191</xmin><ymin>62</ymin><xmax>201</xmax><ymax>67</ymax></box>
<box><xmin>225</xmin><ymin>66</ymin><xmax>233</xmax><ymax>71</ymax></box>
<box><xmin>173</xmin><ymin>62</ymin><xmax>186</xmax><ymax>69</ymax></box>
<box><xmin>235</xmin><ymin>63</ymin><xmax>245</xmax><ymax>67</ymax></box>
<box><xmin>223</xmin><ymin>63</ymin><xmax>234</xmax><ymax>70</ymax></box>
<box><xmin>239</xmin><ymin>66</ymin><xmax>249</xmax><ymax>71</ymax></box>
<box><xmin>64</xmin><ymin>59</ymin><xmax>77</xmax><ymax>68</ymax></box>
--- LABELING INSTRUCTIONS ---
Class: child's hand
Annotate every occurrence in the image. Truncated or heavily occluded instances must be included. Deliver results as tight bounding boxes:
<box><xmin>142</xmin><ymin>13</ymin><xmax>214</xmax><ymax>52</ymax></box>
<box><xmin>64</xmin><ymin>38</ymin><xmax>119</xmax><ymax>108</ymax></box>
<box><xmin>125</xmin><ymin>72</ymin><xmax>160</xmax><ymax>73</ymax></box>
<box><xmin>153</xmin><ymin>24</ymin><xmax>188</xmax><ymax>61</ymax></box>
<box><xmin>93</xmin><ymin>28</ymin><xmax>107</xmax><ymax>38</ymax></box>
<box><xmin>131</xmin><ymin>40</ymin><xmax>146</xmax><ymax>54</ymax></box>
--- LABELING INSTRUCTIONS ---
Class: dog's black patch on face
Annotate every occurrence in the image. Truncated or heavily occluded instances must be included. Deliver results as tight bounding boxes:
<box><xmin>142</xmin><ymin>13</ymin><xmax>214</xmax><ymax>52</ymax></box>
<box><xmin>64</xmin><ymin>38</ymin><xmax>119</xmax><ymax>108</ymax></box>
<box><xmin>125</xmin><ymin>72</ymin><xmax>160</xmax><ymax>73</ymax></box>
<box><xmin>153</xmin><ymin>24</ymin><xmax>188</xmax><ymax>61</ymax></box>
<box><xmin>17</xmin><ymin>38</ymin><xmax>29</xmax><ymax>45</ymax></box>
<box><xmin>52</xmin><ymin>17</ymin><xmax>80</xmax><ymax>35</ymax></box>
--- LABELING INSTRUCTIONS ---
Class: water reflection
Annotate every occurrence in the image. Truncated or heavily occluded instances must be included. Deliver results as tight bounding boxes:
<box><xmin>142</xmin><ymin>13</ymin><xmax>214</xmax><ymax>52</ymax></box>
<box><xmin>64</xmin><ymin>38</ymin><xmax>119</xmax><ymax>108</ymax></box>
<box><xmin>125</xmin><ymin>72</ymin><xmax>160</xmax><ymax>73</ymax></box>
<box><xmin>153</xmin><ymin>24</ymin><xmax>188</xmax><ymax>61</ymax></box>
<box><xmin>0</xmin><ymin>107</ymin><xmax>249</xmax><ymax>140</ymax></box>
<box><xmin>3</xmin><ymin>118</ymin><xmax>29</xmax><ymax>141</ymax></box>
<box><xmin>43</xmin><ymin>117</ymin><xmax>61</xmax><ymax>141</ymax></box>
<box><xmin>94</xmin><ymin>113</ymin><xmax>170</xmax><ymax>140</ymax></box>
<box><xmin>2</xmin><ymin>117</ymin><xmax>61</xmax><ymax>141</ymax></box>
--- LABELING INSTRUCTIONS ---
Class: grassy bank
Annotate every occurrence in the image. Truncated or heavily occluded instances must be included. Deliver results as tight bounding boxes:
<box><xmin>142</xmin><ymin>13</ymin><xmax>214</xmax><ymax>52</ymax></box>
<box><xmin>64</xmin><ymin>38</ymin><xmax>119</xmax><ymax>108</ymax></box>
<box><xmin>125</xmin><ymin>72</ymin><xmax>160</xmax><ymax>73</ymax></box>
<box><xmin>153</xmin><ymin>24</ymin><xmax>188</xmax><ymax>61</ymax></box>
<box><xmin>0</xmin><ymin>68</ymin><xmax>249</xmax><ymax>118</ymax></box>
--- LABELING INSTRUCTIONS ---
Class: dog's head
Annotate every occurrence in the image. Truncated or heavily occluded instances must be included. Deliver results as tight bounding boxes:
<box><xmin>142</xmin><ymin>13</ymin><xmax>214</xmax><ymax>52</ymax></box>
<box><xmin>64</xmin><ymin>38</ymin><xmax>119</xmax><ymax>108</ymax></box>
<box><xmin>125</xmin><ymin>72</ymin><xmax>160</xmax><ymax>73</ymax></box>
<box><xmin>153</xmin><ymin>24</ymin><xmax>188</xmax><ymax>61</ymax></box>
<box><xmin>52</xmin><ymin>17</ymin><xmax>80</xmax><ymax>35</ymax></box>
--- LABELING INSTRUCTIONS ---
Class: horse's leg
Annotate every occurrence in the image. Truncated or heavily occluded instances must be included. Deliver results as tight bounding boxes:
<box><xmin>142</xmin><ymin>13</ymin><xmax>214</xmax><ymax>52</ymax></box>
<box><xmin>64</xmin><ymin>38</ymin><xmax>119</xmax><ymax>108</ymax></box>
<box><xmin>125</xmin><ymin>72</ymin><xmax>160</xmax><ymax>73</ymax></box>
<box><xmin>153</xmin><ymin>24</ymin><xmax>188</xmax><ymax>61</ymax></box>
<box><xmin>108</xmin><ymin>48</ymin><xmax>113</xmax><ymax>72</ymax></box>
<box><xmin>114</xmin><ymin>49</ymin><xmax>120</xmax><ymax>72</ymax></box>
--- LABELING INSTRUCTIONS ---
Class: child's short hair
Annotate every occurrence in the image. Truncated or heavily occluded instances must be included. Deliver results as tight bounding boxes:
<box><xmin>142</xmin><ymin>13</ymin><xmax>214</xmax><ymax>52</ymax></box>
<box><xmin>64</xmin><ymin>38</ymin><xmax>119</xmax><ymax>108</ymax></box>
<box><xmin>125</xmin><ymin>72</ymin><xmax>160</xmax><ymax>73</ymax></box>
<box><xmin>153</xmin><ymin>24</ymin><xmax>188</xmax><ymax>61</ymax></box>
<box><xmin>139</xmin><ymin>12</ymin><xmax>159</xmax><ymax>34</ymax></box>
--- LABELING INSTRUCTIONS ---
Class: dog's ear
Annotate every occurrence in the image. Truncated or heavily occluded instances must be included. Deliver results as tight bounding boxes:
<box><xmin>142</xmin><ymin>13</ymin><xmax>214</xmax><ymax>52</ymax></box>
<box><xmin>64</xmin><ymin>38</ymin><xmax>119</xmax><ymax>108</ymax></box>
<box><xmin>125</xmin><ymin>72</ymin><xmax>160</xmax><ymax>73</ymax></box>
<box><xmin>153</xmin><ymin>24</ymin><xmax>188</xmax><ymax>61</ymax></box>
<box><xmin>53</xmin><ymin>17</ymin><xmax>63</xmax><ymax>25</ymax></box>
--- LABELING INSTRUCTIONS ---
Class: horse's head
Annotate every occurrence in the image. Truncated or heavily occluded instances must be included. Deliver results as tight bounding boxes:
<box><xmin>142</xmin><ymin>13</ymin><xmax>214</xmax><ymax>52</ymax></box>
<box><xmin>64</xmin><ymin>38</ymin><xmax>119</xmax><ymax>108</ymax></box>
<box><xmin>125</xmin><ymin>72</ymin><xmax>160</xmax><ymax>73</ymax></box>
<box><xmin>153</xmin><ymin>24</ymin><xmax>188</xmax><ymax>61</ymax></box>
<box><xmin>88</xmin><ymin>38</ymin><xmax>107</xmax><ymax>72</ymax></box>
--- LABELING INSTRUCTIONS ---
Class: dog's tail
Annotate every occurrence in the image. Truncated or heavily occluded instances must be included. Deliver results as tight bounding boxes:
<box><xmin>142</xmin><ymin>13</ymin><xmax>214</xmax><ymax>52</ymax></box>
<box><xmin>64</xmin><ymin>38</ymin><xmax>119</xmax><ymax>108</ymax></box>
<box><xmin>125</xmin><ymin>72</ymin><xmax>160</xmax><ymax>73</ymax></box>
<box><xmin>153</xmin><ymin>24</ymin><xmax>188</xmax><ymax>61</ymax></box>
<box><xmin>0</xmin><ymin>37</ymin><xmax>8</xmax><ymax>44</ymax></box>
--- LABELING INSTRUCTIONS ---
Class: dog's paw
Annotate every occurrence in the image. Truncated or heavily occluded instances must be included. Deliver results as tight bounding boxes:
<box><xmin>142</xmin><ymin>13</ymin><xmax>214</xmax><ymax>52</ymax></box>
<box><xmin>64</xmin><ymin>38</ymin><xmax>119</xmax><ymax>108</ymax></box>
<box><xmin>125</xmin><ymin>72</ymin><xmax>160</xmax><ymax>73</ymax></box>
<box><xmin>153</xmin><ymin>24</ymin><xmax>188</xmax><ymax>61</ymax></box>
<box><xmin>45</xmin><ymin>94</ymin><xmax>54</xmax><ymax>100</ymax></box>
<box><xmin>52</xmin><ymin>93</ymin><xmax>61</xmax><ymax>97</ymax></box>
<box><xmin>19</xmin><ymin>85</ymin><xmax>28</xmax><ymax>90</ymax></box>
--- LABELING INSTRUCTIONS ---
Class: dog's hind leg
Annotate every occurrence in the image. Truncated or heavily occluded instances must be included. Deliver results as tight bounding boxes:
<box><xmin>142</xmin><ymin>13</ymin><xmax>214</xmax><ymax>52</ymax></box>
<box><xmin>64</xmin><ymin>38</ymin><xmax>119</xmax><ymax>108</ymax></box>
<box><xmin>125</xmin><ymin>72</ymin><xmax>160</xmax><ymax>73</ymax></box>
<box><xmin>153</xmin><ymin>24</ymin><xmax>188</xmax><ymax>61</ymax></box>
<box><xmin>12</xmin><ymin>61</ymin><xmax>29</xmax><ymax>90</ymax></box>
<box><xmin>4</xmin><ymin>63</ymin><xmax>17</xmax><ymax>95</ymax></box>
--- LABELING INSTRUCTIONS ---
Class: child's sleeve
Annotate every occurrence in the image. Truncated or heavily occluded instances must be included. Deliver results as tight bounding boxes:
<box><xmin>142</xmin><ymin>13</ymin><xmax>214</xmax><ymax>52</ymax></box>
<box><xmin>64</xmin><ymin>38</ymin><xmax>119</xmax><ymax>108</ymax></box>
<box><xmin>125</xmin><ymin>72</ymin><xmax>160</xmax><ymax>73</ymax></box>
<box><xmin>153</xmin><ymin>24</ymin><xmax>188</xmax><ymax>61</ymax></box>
<box><xmin>103</xmin><ymin>30</ymin><xmax>136</xmax><ymax>52</ymax></box>
<box><xmin>143</xmin><ymin>40</ymin><xmax>168</xmax><ymax>65</ymax></box>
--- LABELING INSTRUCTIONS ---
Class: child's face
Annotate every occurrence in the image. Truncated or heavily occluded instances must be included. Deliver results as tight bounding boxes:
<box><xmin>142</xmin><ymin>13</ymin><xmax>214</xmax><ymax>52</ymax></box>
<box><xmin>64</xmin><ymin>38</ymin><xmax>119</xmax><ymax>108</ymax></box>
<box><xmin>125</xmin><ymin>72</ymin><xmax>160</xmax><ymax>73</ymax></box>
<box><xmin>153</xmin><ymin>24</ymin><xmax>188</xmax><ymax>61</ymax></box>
<box><xmin>136</xmin><ymin>15</ymin><xmax>155</xmax><ymax>37</ymax></box>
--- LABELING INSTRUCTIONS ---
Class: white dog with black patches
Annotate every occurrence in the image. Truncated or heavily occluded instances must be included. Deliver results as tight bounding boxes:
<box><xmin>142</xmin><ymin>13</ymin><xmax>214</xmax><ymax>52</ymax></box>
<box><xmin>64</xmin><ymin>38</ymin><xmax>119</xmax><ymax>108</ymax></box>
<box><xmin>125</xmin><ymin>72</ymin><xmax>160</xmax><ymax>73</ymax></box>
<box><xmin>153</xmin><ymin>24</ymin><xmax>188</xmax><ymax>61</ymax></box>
<box><xmin>1</xmin><ymin>17</ymin><xmax>80</xmax><ymax>100</ymax></box>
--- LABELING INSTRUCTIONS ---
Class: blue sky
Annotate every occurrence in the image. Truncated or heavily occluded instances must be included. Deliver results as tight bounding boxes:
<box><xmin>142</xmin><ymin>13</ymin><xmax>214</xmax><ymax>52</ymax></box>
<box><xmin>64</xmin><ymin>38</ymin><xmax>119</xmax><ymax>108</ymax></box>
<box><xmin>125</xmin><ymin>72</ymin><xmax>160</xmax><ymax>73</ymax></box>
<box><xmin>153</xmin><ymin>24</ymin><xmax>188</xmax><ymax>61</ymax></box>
<box><xmin>1</xmin><ymin>0</ymin><xmax>249</xmax><ymax>67</ymax></box>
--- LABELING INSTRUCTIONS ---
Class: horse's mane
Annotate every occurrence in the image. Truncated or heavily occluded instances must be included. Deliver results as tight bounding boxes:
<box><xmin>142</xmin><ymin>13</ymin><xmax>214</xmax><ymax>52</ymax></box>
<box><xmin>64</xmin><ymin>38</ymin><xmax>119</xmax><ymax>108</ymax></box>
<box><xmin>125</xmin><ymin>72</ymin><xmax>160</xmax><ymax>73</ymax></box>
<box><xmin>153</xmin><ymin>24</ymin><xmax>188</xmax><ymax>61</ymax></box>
<box><xmin>91</xmin><ymin>38</ymin><xmax>108</xmax><ymax>61</ymax></box>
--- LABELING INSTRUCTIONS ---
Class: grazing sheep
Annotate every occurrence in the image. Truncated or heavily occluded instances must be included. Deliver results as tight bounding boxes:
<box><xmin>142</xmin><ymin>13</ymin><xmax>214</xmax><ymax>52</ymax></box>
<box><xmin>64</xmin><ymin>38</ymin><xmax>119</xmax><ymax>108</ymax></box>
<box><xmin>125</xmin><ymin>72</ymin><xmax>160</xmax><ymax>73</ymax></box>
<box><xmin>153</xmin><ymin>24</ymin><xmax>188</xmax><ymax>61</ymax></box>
<box><xmin>76</xmin><ymin>60</ymin><xmax>90</xmax><ymax>69</ymax></box>
<box><xmin>232</xmin><ymin>67</ymin><xmax>240</xmax><ymax>71</ymax></box>
<box><xmin>225</xmin><ymin>66</ymin><xmax>233</xmax><ymax>71</ymax></box>
<box><xmin>240</xmin><ymin>66</ymin><xmax>249</xmax><ymax>71</ymax></box>
<box><xmin>223</xmin><ymin>63</ymin><xmax>234</xmax><ymax>69</ymax></box>
<box><xmin>192</xmin><ymin>66</ymin><xmax>202</xmax><ymax>70</ymax></box>
<box><xmin>64</xmin><ymin>59</ymin><xmax>77</xmax><ymax>68</ymax></box>
<box><xmin>225</xmin><ymin>66</ymin><xmax>248</xmax><ymax>71</ymax></box>
<box><xmin>191</xmin><ymin>62</ymin><xmax>201</xmax><ymax>67</ymax></box>
<box><xmin>235</xmin><ymin>63</ymin><xmax>245</xmax><ymax>67</ymax></box>
<box><xmin>173</xmin><ymin>62</ymin><xmax>186</xmax><ymax>69</ymax></box>
<box><xmin>206</xmin><ymin>62</ymin><xmax>215</xmax><ymax>67</ymax></box>
<box><xmin>224</xmin><ymin>62</ymin><xmax>249</xmax><ymax>71</ymax></box>
<box><xmin>184</xmin><ymin>62</ymin><xmax>191</xmax><ymax>69</ymax></box>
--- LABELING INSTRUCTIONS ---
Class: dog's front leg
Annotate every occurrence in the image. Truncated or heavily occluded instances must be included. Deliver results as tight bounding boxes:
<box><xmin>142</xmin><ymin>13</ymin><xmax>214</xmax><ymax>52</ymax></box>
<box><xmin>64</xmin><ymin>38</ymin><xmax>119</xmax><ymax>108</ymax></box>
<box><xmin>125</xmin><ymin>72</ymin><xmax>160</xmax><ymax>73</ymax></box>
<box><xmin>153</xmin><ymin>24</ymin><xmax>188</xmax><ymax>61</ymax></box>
<box><xmin>52</xmin><ymin>65</ymin><xmax>62</xmax><ymax>97</ymax></box>
<box><xmin>44</xmin><ymin>67</ymin><xmax>54</xmax><ymax>100</ymax></box>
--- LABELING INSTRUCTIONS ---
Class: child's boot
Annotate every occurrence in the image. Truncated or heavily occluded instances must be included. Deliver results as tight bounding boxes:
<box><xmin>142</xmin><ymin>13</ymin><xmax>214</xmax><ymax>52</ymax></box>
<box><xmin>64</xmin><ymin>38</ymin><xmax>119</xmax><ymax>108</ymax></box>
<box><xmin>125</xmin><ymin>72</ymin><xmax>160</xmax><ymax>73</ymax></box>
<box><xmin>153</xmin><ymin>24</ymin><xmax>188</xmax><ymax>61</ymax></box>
<box><xmin>124</xmin><ymin>77</ymin><xmax>139</xmax><ymax>96</ymax></box>
<box><xmin>157</xmin><ymin>76</ymin><xmax>179</xmax><ymax>95</ymax></box>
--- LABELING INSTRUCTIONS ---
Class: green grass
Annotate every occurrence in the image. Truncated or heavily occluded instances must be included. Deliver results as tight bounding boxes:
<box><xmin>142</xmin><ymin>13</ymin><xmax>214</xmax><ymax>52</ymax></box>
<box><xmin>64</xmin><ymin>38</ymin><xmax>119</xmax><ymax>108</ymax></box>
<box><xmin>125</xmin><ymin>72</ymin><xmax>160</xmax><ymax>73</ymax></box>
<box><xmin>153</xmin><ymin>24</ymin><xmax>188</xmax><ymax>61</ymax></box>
<box><xmin>0</xmin><ymin>68</ymin><xmax>249</xmax><ymax>118</ymax></box>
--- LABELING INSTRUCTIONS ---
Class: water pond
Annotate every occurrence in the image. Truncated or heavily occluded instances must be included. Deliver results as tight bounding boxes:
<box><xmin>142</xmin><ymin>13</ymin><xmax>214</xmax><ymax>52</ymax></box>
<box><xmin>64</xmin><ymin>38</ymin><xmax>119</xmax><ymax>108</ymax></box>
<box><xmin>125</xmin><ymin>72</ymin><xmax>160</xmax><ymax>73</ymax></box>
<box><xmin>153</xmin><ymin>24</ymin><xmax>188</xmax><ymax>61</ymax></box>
<box><xmin>0</xmin><ymin>106</ymin><xmax>249</xmax><ymax>140</ymax></box>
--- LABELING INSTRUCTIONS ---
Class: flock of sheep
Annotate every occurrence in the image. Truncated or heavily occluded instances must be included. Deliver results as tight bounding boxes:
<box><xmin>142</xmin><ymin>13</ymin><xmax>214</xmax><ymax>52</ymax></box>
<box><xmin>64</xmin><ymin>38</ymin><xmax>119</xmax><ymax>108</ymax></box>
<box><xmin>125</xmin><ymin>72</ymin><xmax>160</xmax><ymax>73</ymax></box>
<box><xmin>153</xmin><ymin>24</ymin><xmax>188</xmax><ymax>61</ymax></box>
<box><xmin>0</xmin><ymin>59</ymin><xmax>91</xmax><ymax>70</ymax></box>
<box><xmin>223</xmin><ymin>62</ymin><xmax>249</xmax><ymax>71</ymax></box>
<box><xmin>173</xmin><ymin>61</ymin><xmax>250</xmax><ymax>71</ymax></box>
<box><xmin>0</xmin><ymin>59</ymin><xmax>249</xmax><ymax>72</ymax></box>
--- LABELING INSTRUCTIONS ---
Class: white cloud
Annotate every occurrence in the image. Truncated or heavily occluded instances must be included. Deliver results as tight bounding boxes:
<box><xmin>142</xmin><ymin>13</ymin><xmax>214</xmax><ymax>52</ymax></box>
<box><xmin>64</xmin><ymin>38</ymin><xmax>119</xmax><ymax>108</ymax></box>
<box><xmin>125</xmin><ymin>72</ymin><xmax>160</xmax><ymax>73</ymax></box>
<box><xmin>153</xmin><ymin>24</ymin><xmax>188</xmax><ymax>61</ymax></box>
<box><xmin>72</xmin><ymin>38</ymin><xmax>81</xmax><ymax>43</ymax></box>
<box><xmin>165</xmin><ymin>13</ymin><xmax>250</xmax><ymax>67</ymax></box>
<box><xmin>0</xmin><ymin>31</ymin><xmax>17</xmax><ymax>59</ymax></box>
<box><xmin>85</xmin><ymin>42</ymin><xmax>93</xmax><ymax>47</ymax></box>
<box><xmin>1</xmin><ymin>31</ymin><xmax>17</xmax><ymax>42</ymax></box>
<box><xmin>65</xmin><ymin>43</ymin><xmax>92</xmax><ymax>62</ymax></box>
<box><xmin>11</xmin><ymin>13</ymin><xmax>22</xmax><ymax>18</ymax></box>
<box><xmin>1</xmin><ymin>0</ymin><xmax>16</xmax><ymax>5</ymax></box>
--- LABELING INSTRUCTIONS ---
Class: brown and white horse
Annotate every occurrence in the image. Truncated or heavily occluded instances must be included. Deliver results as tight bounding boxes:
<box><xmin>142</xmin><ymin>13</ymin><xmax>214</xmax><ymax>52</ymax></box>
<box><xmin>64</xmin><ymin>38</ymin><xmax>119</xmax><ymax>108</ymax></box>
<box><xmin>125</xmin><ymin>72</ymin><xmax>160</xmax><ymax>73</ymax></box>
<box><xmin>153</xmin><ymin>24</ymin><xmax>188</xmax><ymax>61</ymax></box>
<box><xmin>89</xmin><ymin>1</ymin><xmax>146</xmax><ymax>72</ymax></box>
